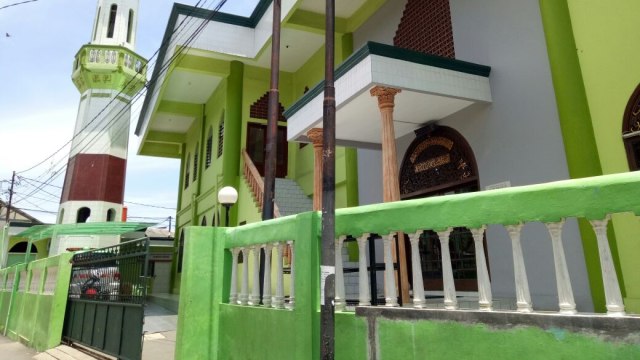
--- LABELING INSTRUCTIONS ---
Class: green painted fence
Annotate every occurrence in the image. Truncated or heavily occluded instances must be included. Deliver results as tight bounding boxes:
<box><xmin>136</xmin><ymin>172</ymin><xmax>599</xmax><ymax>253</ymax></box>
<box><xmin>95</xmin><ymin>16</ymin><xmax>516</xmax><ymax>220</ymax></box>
<box><xmin>0</xmin><ymin>253</ymin><xmax>73</xmax><ymax>351</ymax></box>
<box><xmin>176</xmin><ymin>172</ymin><xmax>640</xmax><ymax>360</ymax></box>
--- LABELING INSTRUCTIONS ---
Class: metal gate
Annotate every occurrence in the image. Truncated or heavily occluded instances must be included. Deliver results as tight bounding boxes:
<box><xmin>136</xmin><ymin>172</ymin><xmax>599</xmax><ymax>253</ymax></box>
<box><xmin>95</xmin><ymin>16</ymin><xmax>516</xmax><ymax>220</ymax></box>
<box><xmin>63</xmin><ymin>238</ymin><xmax>149</xmax><ymax>360</ymax></box>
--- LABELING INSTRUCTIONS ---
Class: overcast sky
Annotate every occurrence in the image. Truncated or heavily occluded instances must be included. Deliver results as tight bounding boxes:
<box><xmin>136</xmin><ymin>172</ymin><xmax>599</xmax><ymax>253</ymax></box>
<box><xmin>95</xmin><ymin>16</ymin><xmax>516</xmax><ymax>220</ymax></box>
<box><xmin>0</xmin><ymin>0</ymin><xmax>257</xmax><ymax>227</ymax></box>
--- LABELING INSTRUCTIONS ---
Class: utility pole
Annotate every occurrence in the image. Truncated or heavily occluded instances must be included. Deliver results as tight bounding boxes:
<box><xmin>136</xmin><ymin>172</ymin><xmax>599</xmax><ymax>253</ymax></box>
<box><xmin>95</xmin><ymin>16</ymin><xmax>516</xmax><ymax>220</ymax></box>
<box><xmin>321</xmin><ymin>0</ymin><xmax>336</xmax><ymax>359</ymax></box>
<box><xmin>261</xmin><ymin>0</ymin><xmax>282</xmax><ymax>302</ymax></box>
<box><xmin>4</xmin><ymin>171</ymin><xmax>15</xmax><ymax>224</ymax></box>
<box><xmin>2</xmin><ymin>171</ymin><xmax>16</xmax><ymax>268</ymax></box>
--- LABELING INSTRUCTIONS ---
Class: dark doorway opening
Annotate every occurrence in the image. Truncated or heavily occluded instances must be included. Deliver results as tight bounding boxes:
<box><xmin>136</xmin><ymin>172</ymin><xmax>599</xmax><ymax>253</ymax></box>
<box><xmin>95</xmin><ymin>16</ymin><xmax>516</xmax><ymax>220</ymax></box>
<box><xmin>246</xmin><ymin>123</ymin><xmax>288</xmax><ymax>178</ymax></box>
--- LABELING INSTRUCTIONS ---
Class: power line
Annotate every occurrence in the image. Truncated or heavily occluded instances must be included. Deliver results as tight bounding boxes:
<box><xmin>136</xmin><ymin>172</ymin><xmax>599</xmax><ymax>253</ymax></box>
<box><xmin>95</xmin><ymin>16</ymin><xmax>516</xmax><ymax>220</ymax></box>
<box><xmin>0</xmin><ymin>0</ymin><xmax>37</xmax><ymax>11</ymax></box>
<box><xmin>124</xmin><ymin>201</ymin><xmax>176</xmax><ymax>210</ymax></box>
<box><xmin>17</xmin><ymin>176</ymin><xmax>62</xmax><ymax>189</ymax></box>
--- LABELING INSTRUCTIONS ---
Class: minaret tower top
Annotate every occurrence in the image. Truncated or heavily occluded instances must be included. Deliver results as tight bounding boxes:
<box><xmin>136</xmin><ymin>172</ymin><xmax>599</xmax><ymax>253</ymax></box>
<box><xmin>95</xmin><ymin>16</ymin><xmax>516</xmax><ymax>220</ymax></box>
<box><xmin>91</xmin><ymin>0</ymin><xmax>140</xmax><ymax>50</ymax></box>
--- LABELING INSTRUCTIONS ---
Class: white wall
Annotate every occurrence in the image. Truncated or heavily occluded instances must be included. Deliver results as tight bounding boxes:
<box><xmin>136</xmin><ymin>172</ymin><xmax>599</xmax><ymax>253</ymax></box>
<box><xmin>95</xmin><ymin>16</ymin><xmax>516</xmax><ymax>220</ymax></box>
<box><xmin>354</xmin><ymin>0</ymin><xmax>594</xmax><ymax>311</ymax></box>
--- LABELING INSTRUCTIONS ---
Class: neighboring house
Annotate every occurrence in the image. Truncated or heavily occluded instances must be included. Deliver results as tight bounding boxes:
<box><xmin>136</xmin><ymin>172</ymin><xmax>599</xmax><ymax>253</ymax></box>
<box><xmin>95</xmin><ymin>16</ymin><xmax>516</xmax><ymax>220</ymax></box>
<box><xmin>0</xmin><ymin>200</ymin><xmax>46</xmax><ymax>266</ymax></box>
<box><xmin>135</xmin><ymin>0</ymin><xmax>639</xmax><ymax>314</ymax></box>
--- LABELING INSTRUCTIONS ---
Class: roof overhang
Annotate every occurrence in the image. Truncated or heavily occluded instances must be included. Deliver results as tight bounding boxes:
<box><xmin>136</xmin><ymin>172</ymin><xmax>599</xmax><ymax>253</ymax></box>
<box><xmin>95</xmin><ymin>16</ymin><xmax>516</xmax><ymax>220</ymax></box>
<box><xmin>285</xmin><ymin>42</ymin><xmax>492</xmax><ymax>147</ymax></box>
<box><xmin>15</xmin><ymin>222</ymin><xmax>154</xmax><ymax>242</ymax></box>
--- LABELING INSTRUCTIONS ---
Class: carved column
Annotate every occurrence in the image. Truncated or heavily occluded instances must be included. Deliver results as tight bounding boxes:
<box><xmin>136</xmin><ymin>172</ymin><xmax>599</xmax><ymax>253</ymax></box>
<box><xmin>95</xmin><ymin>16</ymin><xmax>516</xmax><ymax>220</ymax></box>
<box><xmin>370</xmin><ymin>86</ymin><xmax>410</xmax><ymax>304</ymax></box>
<box><xmin>307</xmin><ymin>128</ymin><xmax>324</xmax><ymax>211</ymax></box>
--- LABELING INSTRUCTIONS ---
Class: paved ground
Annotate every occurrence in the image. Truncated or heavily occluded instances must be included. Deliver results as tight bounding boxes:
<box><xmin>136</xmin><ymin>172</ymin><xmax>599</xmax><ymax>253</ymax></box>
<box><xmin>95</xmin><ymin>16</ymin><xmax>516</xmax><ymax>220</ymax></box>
<box><xmin>0</xmin><ymin>302</ymin><xmax>178</xmax><ymax>360</ymax></box>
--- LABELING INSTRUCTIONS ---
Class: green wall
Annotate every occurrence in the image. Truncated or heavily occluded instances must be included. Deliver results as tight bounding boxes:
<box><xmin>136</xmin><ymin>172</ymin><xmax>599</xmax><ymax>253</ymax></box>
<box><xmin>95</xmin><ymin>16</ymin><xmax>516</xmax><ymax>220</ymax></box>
<box><xmin>540</xmin><ymin>0</ymin><xmax>640</xmax><ymax>313</ymax></box>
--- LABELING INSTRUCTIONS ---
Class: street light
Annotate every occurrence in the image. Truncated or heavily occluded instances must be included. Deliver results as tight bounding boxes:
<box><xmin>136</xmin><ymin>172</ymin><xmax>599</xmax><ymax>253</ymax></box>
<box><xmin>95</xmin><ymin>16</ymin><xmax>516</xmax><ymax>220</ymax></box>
<box><xmin>218</xmin><ymin>186</ymin><xmax>238</xmax><ymax>227</ymax></box>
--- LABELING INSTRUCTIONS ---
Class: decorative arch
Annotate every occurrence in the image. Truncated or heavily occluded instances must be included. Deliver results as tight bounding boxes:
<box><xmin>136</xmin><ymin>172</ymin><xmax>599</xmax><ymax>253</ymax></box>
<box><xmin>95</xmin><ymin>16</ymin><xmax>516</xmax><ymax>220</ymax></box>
<box><xmin>250</xmin><ymin>91</ymin><xmax>287</xmax><ymax>121</ymax></box>
<box><xmin>177</xmin><ymin>230</ymin><xmax>185</xmax><ymax>273</ymax></box>
<box><xmin>205</xmin><ymin>126</ymin><xmax>213</xmax><ymax>168</ymax></box>
<box><xmin>193</xmin><ymin>143</ymin><xmax>199</xmax><ymax>182</ymax></box>
<box><xmin>184</xmin><ymin>153</ymin><xmax>191</xmax><ymax>189</ymax></box>
<box><xmin>201</xmin><ymin>216</ymin><xmax>207</xmax><ymax>226</ymax></box>
<box><xmin>399</xmin><ymin>125</ymin><xmax>483</xmax><ymax>292</ymax></box>
<box><xmin>76</xmin><ymin>207</ymin><xmax>91</xmax><ymax>223</ymax></box>
<box><xmin>106</xmin><ymin>208</ymin><xmax>116</xmax><ymax>222</ymax></box>
<box><xmin>9</xmin><ymin>242</ymin><xmax>38</xmax><ymax>253</ymax></box>
<box><xmin>400</xmin><ymin>125</ymin><xmax>479</xmax><ymax>199</ymax></box>
<box><xmin>622</xmin><ymin>83</ymin><xmax>640</xmax><ymax>171</ymax></box>
<box><xmin>107</xmin><ymin>4</ymin><xmax>117</xmax><ymax>38</ymax></box>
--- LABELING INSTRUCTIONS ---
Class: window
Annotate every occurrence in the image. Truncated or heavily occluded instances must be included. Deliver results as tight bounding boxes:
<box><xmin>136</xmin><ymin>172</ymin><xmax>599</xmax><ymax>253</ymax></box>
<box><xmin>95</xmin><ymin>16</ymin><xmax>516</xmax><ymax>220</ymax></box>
<box><xmin>218</xmin><ymin>115</ymin><xmax>224</xmax><ymax>158</ymax></box>
<box><xmin>126</xmin><ymin>9</ymin><xmax>134</xmax><ymax>43</ymax></box>
<box><xmin>201</xmin><ymin>216</ymin><xmax>207</xmax><ymax>226</ymax></box>
<box><xmin>76</xmin><ymin>207</ymin><xmax>91</xmax><ymax>223</ymax></box>
<box><xmin>106</xmin><ymin>208</ymin><xmax>116</xmax><ymax>222</ymax></box>
<box><xmin>184</xmin><ymin>153</ymin><xmax>191</xmax><ymax>189</ymax></box>
<box><xmin>205</xmin><ymin>127</ymin><xmax>213</xmax><ymax>168</ymax></box>
<box><xmin>93</xmin><ymin>7</ymin><xmax>101</xmax><ymax>41</ymax></box>
<box><xmin>193</xmin><ymin>143</ymin><xmax>199</xmax><ymax>182</ymax></box>
<box><xmin>623</xmin><ymin>83</ymin><xmax>640</xmax><ymax>171</ymax></box>
<box><xmin>107</xmin><ymin>4</ymin><xmax>117</xmax><ymax>39</ymax></box>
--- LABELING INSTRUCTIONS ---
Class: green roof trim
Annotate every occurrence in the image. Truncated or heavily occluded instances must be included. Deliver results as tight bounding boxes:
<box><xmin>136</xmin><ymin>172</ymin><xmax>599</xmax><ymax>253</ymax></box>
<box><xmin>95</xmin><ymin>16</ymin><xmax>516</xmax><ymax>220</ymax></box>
<box><xmin>284</xmin><ymin>42</ymin><xmax>492</xmax><ymax>119</ymax></box>
<box><xmin>16</xmin><ymin>222</ymin><xmax>154</xmax><ymax>242</ymax></box>
<box><xmin>136</xmin><ymin>1</ymin><xmax>272</xmax><ymax>136</ymax></box>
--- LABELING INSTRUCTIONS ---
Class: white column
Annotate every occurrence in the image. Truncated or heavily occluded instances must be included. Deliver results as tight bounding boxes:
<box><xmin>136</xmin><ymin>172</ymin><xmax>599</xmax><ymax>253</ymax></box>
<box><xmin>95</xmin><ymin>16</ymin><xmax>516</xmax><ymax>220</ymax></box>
<box><xmin>437</xmin><ymin>228</ymin><xmax>457</xmax><ymax>310</ymax></box>
<box><xmin>409</xmin><ymin>231</ymin><xmax>425</xmax><ymax>309</ymax></box>
<box><xmin>506</xmin><ymin>224</ymin><xmax>532</xmax><ymax>312</ymax></box>
<box><xmin>274</xmin><ymin>242</ymin><xmax>285</xmax><ymax>309</ymax></box>
<box><xmin>249</xmin><ymin>245</ymin><xmax>261</xmax><ymax>306</ymax></box>
<box><xmin>287</xmin><ymin>241</ymin><xmax>295</xmax><ymax>309</ymax></box>
<box><xmin>383</xmin><ymin>233</ymin><xmax>398</xmax><ymax>307</ymax></box>
<box><xmin>590</xmin><ymin>217</ymin><xmax>625</xmax><ymax>316</ymax></box>
<box><xmin>229</xmin><ymin>248</ymin><xmax>239</xmax><ymax>304</ymax></box>
<box><xmin>262</xmin><ymin>244</ymin><xmax>273</xmax><ymax>307</ymax></box>
<box><xmin>357</xmin><ymin>234</ymin><xmax>371</xmax><ymax>306</ymax></box>
<box><xmin>335</xmin><ymin>236</ymin><xmax>347</xmax><ymax>311</ymax></box>
<box><xmin>471</xmin><ymin>227</ymin><xmax>492</xmax><ymax>311</ymax></box>
<box><xmin>240</xmin><ymin>247</ymin><xmax>249</xmax><ymax>306</ymax></box>
<box><xmin>545</xmin><ymin>221</ymin><xmax>576</xmax><ymax>314</ymax></box>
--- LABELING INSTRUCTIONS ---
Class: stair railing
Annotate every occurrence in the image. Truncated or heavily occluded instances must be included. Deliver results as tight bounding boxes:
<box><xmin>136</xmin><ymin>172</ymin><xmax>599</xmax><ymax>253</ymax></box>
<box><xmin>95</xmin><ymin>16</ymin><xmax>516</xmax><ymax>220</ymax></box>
<box><xmin>241</xmin><ymin>148</ymin><xmax>281</xmax><ymax>218</ymax></box>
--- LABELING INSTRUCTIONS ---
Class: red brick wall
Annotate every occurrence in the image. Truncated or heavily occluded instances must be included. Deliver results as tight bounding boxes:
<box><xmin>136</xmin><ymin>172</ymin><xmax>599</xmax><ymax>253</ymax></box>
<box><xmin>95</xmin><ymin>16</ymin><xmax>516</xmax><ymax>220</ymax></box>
<box><xmin>394</xmin><ymin>0</ymin><xmax>455</xmax><ymax>59</ymax></box>
<box><xmin>250</xmin><ymin>92</ymin><xmax>286</xmax><ymax>121</ymax></box>
<box><xmin>60</xmin><ymin>153</ymin><xmax>126</xmax><ymax>203</ymax></box>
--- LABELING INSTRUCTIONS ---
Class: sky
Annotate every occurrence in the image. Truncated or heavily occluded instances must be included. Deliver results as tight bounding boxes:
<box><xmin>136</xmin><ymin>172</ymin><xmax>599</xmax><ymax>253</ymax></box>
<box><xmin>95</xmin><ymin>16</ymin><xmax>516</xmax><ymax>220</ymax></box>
<box><xmin>0</xmin><ymin>0</ymin><xmax>257</xmax><ymax>228</ymax></box>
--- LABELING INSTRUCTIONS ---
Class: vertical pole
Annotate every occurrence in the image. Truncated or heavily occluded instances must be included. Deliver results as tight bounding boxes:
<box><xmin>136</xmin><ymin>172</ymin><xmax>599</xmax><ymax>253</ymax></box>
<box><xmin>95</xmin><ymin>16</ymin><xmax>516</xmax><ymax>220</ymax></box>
<box><xmin>262</xmin><ymin>0</ymin><xmax>282</xmax><ymax>304</ymax></box>
<box><xmin>2</xmin><ymin>171</ymin><xmax>16</xmax><ymax>268</ymax></box>
<box><xmin>321</xmin><ymin>0</ymin><xmax>336</xmax><ymax>358</ymax></box>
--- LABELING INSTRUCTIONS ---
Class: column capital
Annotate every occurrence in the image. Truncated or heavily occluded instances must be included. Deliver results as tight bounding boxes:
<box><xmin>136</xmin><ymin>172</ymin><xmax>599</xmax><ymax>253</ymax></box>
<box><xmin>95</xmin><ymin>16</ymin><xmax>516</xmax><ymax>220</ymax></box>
<box><xmin>370</xmin><ymin>86</ymin><xmax>401</xmax><ymax>109</ymax></box>
<box><xmin>307</xmin><ymin>128</ymin><xmax>324</xmax><ymax>148</ymax></box>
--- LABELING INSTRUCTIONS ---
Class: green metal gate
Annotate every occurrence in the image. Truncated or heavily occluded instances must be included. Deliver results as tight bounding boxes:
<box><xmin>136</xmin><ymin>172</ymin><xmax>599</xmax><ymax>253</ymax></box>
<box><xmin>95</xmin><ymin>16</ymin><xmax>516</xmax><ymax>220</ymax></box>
<box><xmin>63</xmin><ymin>238</ymin><xmax>149</xmax><ymax>360</ymax></box>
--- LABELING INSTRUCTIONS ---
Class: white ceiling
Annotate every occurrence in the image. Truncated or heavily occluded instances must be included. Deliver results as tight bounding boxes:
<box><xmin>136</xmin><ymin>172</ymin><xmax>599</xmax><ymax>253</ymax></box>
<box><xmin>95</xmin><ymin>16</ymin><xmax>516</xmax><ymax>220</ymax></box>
<box><xmin>162</xmin><ymin>69</ymin><xmax>223</xmax><ymax>104</ymax></box>
<box><xmin>150</xmin><ymin>112</ymin><xmax>196</xmax><ymax>133</ymax></box>
<box><xmin>298</xmin><ymin>0</ymin><xmax>368</xmax><ymax>18</ymax></box>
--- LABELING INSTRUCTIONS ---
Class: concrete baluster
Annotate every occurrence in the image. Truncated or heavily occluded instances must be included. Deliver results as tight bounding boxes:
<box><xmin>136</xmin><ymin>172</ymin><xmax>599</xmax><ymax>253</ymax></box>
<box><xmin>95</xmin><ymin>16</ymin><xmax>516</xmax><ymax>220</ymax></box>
<box><xmin>409</xmin><ymin>231</ymin><xmax>425</xmax><ymax>308</ymax></box>
<box><xmin>383</xmin><ymin>233</ymin><xmax>398</xmax><ymax>307</ymax></box>
<box><xmin>471</xmin><ymin>227</ymin><xmax>492</xmax><ymax>311</ymax></box>
<box><xmin>229</xmin><ymin>247</ymin><xmax>240</xmax><ymax>304</ymax></box>
<box><xmin>545</xmin><ymin>221</ymin><xmax>576</xmax><ymax>314</ymax></box>
<box><xmin>287</xmin><ymin>241</ymin><xmax>295</xmax><ymax>309</ymax></box>
<box><xmin>437</xmin><ymin>228</ymin><xmax>457</xmax><ymax>310</ymax></box>
<box><xmin>335</xmin><ymin>236</ymin><xmax>347</xmax><ymax>311</ymax></box>
<box><xmin>506</xmin><ymin>224</ymin><xmax>532</xmax><ymax>312</ymax></box>
<box><xmin>274</xmin><ymin>242</ymin><xmax>285</xmax><ymax>309</ymax></box>
<box><xmin>590</xmin><ymin>217</ymin><xmax>625</xmax><ymax>316</ymax></box>
<box><xmin>262</xmin><ymin>244</ymin><xmax>273</xmax><ymax>307</ymax></box>
<box><xmin>357</xmin><ymin>234</ymin><xmax>371</xmax><ymax>306</ymax></box>
<box><xmin>249</xmin><ymin>245</ymin><xmax>261</xmax><ymax>306</ymax></box>
<box><xmin>240</xmin><ymin>247</ymin><xmax>249</xmax><ymax>306</ymax></box>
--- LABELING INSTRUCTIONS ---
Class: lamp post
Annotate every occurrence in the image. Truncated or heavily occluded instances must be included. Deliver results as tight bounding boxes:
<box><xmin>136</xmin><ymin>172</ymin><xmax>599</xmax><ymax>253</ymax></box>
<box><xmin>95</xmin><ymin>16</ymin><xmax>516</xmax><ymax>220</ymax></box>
<box><xmin>218</xmin><ymin>186</ymin><xmax>238</xmax><ymax>227</ymax></box>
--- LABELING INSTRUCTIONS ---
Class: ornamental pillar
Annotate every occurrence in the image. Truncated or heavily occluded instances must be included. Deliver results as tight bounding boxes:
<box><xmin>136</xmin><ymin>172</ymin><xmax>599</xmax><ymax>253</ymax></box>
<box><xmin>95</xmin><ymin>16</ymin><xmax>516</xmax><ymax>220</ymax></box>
<box><xmin>370</xmin><ymin>86</ymin><xmax>410</xmax><ymax>304</ymax></box>
<box><xmin>307</xmin><ymin>128</ymin><xmax>324</xmax><ymax>211</ymax></box>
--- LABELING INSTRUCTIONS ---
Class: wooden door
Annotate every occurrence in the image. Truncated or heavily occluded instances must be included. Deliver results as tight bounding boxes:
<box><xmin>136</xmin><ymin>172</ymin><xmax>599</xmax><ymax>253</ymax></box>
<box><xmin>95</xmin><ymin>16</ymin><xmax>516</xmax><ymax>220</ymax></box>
<box><xmin>246</xmin><ymin>123</ymin><xmax>288</xmax><ymax>178</ymax></box>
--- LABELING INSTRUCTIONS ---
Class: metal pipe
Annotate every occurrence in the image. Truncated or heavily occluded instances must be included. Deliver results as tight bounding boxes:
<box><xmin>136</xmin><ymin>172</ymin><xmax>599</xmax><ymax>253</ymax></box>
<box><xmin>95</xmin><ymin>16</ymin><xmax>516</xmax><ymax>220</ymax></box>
<box><xmin>321</xmin><ymin>0</ymin><xmax>336</xmax><ymax>358</ymax></box>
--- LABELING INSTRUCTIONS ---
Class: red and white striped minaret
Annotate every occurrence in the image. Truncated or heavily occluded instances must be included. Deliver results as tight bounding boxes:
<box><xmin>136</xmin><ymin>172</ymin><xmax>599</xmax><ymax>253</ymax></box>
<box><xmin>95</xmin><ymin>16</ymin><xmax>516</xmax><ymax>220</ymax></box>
<box><xmin>51</xmin><ymin>0</ymin><xmax>147</xmax><ymax>255</ymax></box>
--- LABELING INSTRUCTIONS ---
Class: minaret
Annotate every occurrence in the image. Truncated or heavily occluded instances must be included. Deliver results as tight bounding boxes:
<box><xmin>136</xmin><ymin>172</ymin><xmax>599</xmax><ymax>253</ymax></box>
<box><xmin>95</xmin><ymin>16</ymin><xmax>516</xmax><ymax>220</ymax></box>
<box><xmin>51</xmin><ymin>0</ymin><xmax>147</xmax><ymax>255</ymax></box>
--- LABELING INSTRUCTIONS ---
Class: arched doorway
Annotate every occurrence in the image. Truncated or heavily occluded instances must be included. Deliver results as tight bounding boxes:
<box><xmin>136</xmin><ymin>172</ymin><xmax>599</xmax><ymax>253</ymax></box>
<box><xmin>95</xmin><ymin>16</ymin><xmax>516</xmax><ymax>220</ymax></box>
<box><xmin>623</xmin><ymin>82</ymin><xmax>640</xmax><ymax>171</ymax></box>
<box><xmin>399</xmin><ymin>125</ymin><xmax>485</xmax><ymax>292</ymax></box>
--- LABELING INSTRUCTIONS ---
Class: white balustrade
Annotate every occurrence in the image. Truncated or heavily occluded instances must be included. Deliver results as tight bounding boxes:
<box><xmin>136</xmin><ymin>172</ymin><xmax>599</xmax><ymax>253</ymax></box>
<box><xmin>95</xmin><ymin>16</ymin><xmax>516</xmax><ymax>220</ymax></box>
<box><xmin>250</xmin><ymin>246</ymin><xmax>261</xmax><ymax>306</ymax></box>
<box><xmin>274</xmin><ymin>242</ymin><xmax>285</xmax><ymax>309</ymax></box>
<box><xmin>437</xmin><ymin>228</ymin><xmax>457</xmax><ymax>310</ymax></box>
<box><xmin>229</xmin><ymin>248</ymin><xmax>240</xmax><ymax>304</ymax></box>
<box><xmin>546</xmin><ymin>221</ymin><xmax>576</xmax><ymax>314</ymax></box>
<box><xmin>287</xmin><ymin>241</ymin><xmax>295</xmax><ymax>309</ymax></box>
<box><xmin>383</xmin><ymin>233</ymin><xmax>398</xmax><ymax>307</ymax></box>
<box><xmin>409</xmin><ymin>231</ymin><xmax>425</xmax><ymax>309</ymax></box>
<box><xmin>357</xmin><ymin>234</ymin><xmax>371</xmax><ymax>306</ymax></box>
<box><xmin>471</xmin><ymin>227</ymin><xmax>492</xmax><ymax>311</ymax></box>
<box><xmin>506</xmin><ymin>224</ymin><xmax>532</xmax><ymax>312</ymax></box>
<box><xmin>335</xmin><ymin>236</ymin><xmax>347</xmax><ymax>311</ymax></box>
<box><xmin>262</xmin><ymin>244</ymin><xmax>273</xmax><ymax>307</ymax></box>
<box><xmin>590</xmin><ymin>217</ymin><xmax>626</xmax><ymax>316</ymax></box>
<box><xmin>240</xmin><ymin>248</ymin><xmax>249</xmax><ymax>306</ymax></box>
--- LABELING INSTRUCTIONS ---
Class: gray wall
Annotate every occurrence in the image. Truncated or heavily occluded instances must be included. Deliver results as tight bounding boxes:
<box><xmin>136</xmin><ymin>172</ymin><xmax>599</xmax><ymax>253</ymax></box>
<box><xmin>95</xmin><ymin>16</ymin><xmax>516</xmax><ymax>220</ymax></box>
<box><xmin>354</xmin><ymin>0</ymin><xmax>594</xmax><ymax>311</ymax></box>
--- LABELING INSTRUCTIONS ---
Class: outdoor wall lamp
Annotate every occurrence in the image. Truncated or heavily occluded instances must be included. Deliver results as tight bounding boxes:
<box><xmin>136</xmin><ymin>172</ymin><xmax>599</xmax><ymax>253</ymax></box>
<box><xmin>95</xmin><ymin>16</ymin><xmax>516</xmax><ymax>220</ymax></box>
<box><xmin>217</xmin><ymin>186</ymin><xmax>238</xmax><ymax>227</ymax></box>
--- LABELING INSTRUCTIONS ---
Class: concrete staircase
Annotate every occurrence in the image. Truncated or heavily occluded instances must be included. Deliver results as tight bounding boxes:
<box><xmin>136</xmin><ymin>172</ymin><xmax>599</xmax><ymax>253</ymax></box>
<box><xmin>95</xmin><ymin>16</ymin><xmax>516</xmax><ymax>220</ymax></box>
<box><xmin>274</xmin><ymin>178</ymin><xmax>313</xmax><ymax>216</ymax></box>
